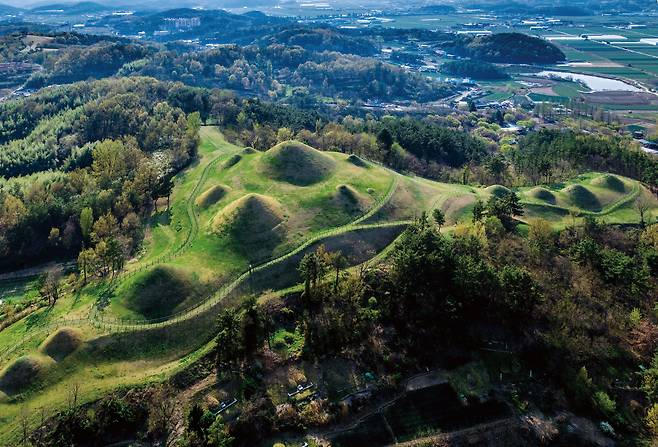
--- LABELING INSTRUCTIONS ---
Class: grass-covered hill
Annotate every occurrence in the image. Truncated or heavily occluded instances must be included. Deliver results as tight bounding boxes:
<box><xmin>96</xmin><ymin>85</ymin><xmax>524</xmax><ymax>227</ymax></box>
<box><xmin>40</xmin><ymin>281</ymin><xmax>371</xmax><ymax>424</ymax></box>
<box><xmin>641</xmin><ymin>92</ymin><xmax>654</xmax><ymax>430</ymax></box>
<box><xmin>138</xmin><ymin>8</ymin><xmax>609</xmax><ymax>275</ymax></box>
<box><xmin>0</xmin><ymin>127</ymin><xmax>656</xmax><ymax>444</ymax></box>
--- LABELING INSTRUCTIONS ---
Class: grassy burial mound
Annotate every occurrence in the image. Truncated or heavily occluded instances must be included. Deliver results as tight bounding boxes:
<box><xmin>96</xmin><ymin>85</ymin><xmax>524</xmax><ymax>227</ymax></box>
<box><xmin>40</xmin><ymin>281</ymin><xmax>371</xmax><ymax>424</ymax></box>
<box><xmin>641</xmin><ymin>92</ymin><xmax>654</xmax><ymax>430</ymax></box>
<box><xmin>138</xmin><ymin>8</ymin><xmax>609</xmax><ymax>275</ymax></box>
<box><xmin>484</xmin><ymin>184</ymin><xmax>511</xmax><ymax>198</ymax></box>
<box><xmin>527</xmin><ymin>187</ymin><xmax>557</xmax><ymax>204</ymax></box>
<box><xmin>222</xmin><ymin>154</ymin><xmax>242</xmax><ymax>169</ymax></box>
<box><xmin>260</xmin><ymin>141</ymin><xmax>336</xmax><ymax>186</ymax></box>
<box><xmin>563</xmin><ymin>184</ymin><xmax>601</xmax><ymax>211</ymax></box>
<box><xmin>211</xmin><ymin>193</ymin><xmax>287</xmax><ymax>259</ymax></box>
<box><xmin>0</xmin><ymin>355</ymin><xmax>52</xmax><ymax>395</ymax></box>
<box><xmin>120</xmin><ymin>266</ymin><xmax>204</xmax><ymax>320</ymax></box>
<box><xmin>592</xmin><ymin>174</ymin><xmax>626</xmax><ymax>193</ymax></box>
<box><xmin>40</xmin><ymin>328</ymin><xmax>82</xmax><ymax>361</ymax></box>
<box><xmin>195</xmin><ymin>184</ymin><xmax>229</xmax><ymax>209</ymax></box>
<box><xmin>347</xmin><ymin>154</ymin><xmax>368</xmax><ymax>167</ymax></box>
<box><xmin>334</xmin><ymin>184</ymin><xmax>369</xmax><ymax>214</ymax></box>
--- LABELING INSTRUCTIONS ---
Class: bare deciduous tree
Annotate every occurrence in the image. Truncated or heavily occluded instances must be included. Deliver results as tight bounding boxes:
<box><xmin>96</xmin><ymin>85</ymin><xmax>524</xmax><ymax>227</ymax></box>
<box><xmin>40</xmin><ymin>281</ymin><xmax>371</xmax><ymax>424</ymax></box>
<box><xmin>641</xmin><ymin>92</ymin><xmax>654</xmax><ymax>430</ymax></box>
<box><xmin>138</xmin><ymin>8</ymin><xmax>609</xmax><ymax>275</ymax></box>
<box><xmin>636</xmin><ymin>196</ymin><xmax>652</xmax><ymax>228</ymax></box>
<box><xmin>39</xmin><ymin>268</ymin><xmax>63</xmax><ymax>307</ymax></box>
<box><xmin>148</xmin><ymin>386</ymin><xmax>179</xmax><ymax>446</ymax></box>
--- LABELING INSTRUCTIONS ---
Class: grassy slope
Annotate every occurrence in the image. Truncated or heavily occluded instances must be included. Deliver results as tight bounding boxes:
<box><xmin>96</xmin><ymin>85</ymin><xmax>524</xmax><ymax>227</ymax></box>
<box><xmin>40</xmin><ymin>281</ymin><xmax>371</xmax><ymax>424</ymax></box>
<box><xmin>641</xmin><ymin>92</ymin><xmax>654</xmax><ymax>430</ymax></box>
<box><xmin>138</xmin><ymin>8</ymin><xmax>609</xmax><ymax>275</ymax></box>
<box><xmin>0</xmin><ymin>129</ymin><xmax>656</xmax><ymax>443</ymax></box>
<box><xmin>0</xmin><ymin>130</ymin><xmax>402</xmax><ymax>444</ymax></box>
<box><xmin>110</xmin><ymin>136</ymin><xmax>393</xmax><ymax>320</ymax></box>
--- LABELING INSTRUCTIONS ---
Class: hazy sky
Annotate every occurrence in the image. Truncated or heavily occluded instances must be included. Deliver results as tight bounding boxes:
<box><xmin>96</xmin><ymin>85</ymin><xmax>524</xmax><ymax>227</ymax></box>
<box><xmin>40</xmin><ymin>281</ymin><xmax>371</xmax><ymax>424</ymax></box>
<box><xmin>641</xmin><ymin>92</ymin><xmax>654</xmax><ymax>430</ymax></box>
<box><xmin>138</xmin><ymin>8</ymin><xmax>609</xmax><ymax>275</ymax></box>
<box><xmin>1</xmin><ymin>0</ymin><xmax>282</xmax><ymax>7</ymax></box>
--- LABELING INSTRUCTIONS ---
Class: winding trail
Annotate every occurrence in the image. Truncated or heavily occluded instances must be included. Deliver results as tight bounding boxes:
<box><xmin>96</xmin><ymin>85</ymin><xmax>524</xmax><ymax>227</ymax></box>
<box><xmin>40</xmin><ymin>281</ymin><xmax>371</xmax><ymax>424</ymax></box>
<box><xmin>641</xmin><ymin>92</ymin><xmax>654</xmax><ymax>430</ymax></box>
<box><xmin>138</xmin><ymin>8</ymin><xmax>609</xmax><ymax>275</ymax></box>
<box><xmin>119</xmin><ymin>132</ymin><xmax>237</xmax><ymax>280</ymax></box>
<box><xmin>92</xmin><ymin>173</ymin><xmax>403</xmax><ymax>329</ymax></box>
<box><xmin>0</xmin><ymin>157</ymin><xmax>405</xmax><ymax>364</ymax></box>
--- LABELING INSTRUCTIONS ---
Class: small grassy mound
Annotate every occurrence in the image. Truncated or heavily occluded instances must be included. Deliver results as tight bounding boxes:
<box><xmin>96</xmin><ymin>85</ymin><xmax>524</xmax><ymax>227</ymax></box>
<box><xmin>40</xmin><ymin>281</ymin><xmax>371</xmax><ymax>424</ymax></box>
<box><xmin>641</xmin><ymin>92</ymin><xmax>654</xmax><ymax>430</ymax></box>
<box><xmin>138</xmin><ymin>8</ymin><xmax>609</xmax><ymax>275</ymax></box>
<box><xmin>484</xmin><ymin>185</ymin><xmax>511</xmax><ymax>198</ymax></box>
<box><xmin>41</xmin><ymin>328</ymin><xmax>82</xmax><ymax>361</ymax></box>
<box><xmin>527</xmin><ymin>187</ymin><xmax>556</xmax><ymax>204</ymax></box>
<box><xmin>122</xmin><ymin>266</ymin><xmax>203</xmax><ymax>320</ymax></box>
<box><xmin>261</xmin><ymin>141</ymin><xmax>336</xmax><ymax>186</ymax></box>
<box><xmin>195</xmin><ymin>185</ymin><xmax>229</xmax><ymax>209</ymax></box>
<box><xmin>593</xmin><ymin>174</ymin><xmax>626</xmax><ymax>193</ymax></box>
<box><xmin>347</xmin><ymin>154</ymin><xmax>367</xmax><ymax>167</ymax></box>
<box><xmin>242</xmin><ymin>147</ymin><xmax>257</xmax><ymax>154</ymax></box>
<box><xmin>334</xmin><ymin>184</ymin><xmax>368</xmax><ymax>212</ymax></box>
<box><xmin>211</xmin><ymin>194</ymin><xmax>286</xmax><ymax>250</ymax></box>
<box><xmin>223</xmin><ymin>154</ymin><xmax>242</xmax><ymax>169</ymax></box>
<box><xmin>0</xmin><ymin>355</ymin><xmax>50</xmax><ymax>395</ymax></box>
<box><xmin>564</xmin><ymin>184</ymin><xmax>601</xmax><ymax>211</ymax></box>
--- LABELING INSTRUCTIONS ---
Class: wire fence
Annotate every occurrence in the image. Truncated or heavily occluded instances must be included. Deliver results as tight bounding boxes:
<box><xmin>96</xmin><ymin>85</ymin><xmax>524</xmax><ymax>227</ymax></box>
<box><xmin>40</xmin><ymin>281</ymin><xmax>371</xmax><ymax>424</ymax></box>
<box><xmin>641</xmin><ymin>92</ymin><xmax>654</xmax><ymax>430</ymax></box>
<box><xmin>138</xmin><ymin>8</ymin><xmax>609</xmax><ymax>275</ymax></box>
<box><xmin>116</xmin><ymin>148</ymin><xmax>227</xmax><ymax>282</ymax></box>
<box><xmin>90</xmin><ymin>173</ymin><xmax>402</xmax><ymax>328</ymax></box>
<box><xmin>0</xmin><ymin>172</ymin><xmax>404</xmax><ymax>366</ymax></box>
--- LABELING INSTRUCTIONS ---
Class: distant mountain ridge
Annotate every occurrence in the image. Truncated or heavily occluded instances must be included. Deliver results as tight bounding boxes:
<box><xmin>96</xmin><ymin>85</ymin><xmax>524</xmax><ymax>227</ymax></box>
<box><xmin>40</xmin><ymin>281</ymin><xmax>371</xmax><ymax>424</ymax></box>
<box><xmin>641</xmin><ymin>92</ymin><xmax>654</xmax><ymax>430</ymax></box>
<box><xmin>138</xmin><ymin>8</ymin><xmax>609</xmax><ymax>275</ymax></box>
<box><xmin>30</xmin><ymin>1</ymin><xmax>113</xmax><ymax>13</ymax></box>
<box><xmin>0</xmin><ymin>3</ymin><xmax>23</xmax><ymax>14</ymax></box>
<box><xmin>95</xmin><ymin>7</ymin><xmax>290</xmax><ymax>42</ymax></box>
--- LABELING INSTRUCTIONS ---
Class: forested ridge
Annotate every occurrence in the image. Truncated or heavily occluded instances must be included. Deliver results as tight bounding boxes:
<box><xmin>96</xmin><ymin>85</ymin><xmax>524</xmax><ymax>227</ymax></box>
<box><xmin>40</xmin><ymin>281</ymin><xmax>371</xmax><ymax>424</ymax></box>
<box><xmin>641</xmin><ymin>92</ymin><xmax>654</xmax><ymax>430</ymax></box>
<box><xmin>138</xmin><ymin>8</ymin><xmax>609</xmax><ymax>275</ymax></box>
<box><xmin>514</xmin><ymin>129</ymin><xmax>658</xmax><ymax>187</ymax></box>
<box><xmin>0</xmin><ymin>78</ymin><xmax>200</xmax><ymax>270</ymax></box>
<box><xmin>445</xmin><ymin>33</ymin><xmax>566</xmax><ymax>64</ymax></box>
<box><xmin>119</xmin><ymin>44</ymin><xmax>452</xmax><ymax>102</ymax></box>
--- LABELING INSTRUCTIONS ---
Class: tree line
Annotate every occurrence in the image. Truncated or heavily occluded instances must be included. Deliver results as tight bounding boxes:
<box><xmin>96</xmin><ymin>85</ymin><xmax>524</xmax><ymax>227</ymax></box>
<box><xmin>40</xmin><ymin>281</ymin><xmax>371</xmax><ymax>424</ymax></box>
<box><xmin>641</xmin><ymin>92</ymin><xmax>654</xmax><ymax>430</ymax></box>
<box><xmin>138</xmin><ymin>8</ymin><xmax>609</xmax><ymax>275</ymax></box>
<box><xmin>0</xmin><ymin>78</ymin><xmax>200</xmax><ymax>270</ymax></box>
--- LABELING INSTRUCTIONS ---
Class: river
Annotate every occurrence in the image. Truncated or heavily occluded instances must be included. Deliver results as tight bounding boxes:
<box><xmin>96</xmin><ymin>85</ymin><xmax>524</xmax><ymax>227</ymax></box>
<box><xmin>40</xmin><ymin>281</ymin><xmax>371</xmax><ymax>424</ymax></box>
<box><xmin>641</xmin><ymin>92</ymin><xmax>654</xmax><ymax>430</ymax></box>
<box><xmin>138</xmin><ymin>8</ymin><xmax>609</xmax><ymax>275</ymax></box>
<box><xmin>534</xmin><ymin>70</ymin><xmax>643</xmax><ymax>92</ymax></box>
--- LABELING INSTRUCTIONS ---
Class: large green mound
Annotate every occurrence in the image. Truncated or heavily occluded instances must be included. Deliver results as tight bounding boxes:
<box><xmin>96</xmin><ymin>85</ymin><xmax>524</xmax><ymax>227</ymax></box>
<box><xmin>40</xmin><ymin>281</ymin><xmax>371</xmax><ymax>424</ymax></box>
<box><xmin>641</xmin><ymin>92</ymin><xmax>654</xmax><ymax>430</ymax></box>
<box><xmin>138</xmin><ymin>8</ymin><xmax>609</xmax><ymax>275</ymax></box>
<box><xmin>564</xmin><ymin>184</ymin><xmax>601</xmax><ymax>211</ymax></box>
<box><xmin>211</xmin><ymin>193</ymin><xmax>286</xmax><ymax>247</ymax></box>
<box><xmin>592</xmin><ymin>174</ymin><xmax>626</xmax><ymax>193</ymax></box>
<box><xmin>123</xmin><ymin>266</ymin><xmax>202</xmax><ymax>320</ymax></box>
<box><xmin>0</xmin><ymin>355</ymin><xmax>50</xmax><ymax>395</ymax></box>
<box><xmin>484</xmin><ymin>185</ymin><xmax>511</xmax><ymax>198</ymax></box>
<box><xmin>41</xmin><ymin>328</ymin><xmax>82</xmax><ymax>361</ymax></box>
<box><xmin>261</xmin><ymin>141</ymin><xmax>336</xmax><ymax>186</ymax></box>
<box><xmin>527</xmin><ymin>187</ymin><xmax>556</xmax><ymax>204</ymax></box>
<box><xmin>195</xmin><ymin>185</ymin><xmax>229</xmax><ymax>209</ymax></box>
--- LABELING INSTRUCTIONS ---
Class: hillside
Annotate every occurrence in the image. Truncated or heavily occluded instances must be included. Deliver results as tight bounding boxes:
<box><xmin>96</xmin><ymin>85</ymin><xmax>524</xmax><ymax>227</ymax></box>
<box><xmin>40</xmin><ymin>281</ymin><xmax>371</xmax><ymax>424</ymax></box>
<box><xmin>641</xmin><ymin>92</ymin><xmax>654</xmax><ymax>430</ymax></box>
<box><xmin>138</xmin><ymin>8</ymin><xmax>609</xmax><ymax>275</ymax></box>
<box><xmin>95</xmin><ymin>8</ymin><xmax>289</xmax><ymax>42</ymax></box>
<box><xmin>257</xmin><ymin>26</ymin><xmax>378</xmax><ymax>57</ymax></box>
<box><xmin>30</xmin><ymin>2</ymin><xmax>112</xmax><ymax>14</ymax></box>
<box><xmin>0</xmin><ymin>124</ymin><xmax>656</xmax><ymax>444</ymax></box>
<box><xmin>446</xmin><ymin>33</ymin><xmax>566</xmax><ymax>64</ymax></box>
<box><xmin>0</xmin><ymin>3</ymin><xmax>22</xmax><ymax>14</ymax></box>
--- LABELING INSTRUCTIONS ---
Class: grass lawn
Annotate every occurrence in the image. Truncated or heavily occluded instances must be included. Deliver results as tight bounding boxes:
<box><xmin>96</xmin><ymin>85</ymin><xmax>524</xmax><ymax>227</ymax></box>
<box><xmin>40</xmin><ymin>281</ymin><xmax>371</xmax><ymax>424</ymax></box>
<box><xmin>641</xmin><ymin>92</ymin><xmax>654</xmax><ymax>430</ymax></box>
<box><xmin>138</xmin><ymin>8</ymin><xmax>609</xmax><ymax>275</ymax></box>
<box><xmin>0</xmin><ymin>276</ymin><xmax>40</xmax><ymax>305</ymax></box>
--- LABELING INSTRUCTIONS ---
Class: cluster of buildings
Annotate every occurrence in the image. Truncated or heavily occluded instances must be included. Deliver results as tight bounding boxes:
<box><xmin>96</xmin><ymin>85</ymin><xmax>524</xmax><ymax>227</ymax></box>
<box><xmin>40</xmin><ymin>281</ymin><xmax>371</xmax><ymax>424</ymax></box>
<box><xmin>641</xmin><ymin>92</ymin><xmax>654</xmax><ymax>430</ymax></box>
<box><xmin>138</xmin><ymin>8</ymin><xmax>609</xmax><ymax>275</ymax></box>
<box><xmin>162</xmin><ymin>17</ymin><xmax>201</xmax><ymax>30</ymax></box>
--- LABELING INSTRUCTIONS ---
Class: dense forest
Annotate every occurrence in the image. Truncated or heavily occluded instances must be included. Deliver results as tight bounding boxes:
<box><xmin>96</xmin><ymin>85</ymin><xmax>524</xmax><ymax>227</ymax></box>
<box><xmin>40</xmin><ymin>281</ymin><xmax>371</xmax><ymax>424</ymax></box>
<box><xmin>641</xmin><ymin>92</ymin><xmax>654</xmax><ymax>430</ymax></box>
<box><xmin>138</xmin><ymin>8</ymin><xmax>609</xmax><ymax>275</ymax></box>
<box><xmin>0</xmin><ymin>78</ymin><xmax>200</xmax><ymax>270</ymax></box>
<box><xmin>26</xmin><ymin>42</ymin><xmax>153</xmax><ymax>88</ymax></box>
<box><xmin>256</xmin><ymin>26</ymin><xmax>378</xmax><ymax>57</ymax></box>
<box><xmin>120</xmin><ymin>44</ymin><xmax>451</xmax><ymax>102</ymax></box>
<box><xmin>446</xmin><ymin>33</ymin><xmax>566</xmax><ymax>64</ymax></box>
<box><xmin>0</xmin><ymin>29</ymin><xmax>453</xmax><ymax>104</ymax></box>
<box><xmin>440</xmin><ymin>60</ymin><xmax>511</xmax><ymax>80</ymax></box>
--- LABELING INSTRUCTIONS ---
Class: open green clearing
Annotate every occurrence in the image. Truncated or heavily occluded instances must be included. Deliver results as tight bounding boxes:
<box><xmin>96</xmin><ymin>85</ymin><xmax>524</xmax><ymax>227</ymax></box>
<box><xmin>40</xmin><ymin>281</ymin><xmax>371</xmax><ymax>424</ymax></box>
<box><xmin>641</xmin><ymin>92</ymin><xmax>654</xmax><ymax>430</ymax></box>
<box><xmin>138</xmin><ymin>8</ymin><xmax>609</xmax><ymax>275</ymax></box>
<box><xmin>0</xmin><ymin>128</ymin><xmax>656</xmax><ymax>444</ymax></box>
<box><xmin>0</xmin><ymin>276</ymin><xmax>40</xmax><ymax>306</ymax></box>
